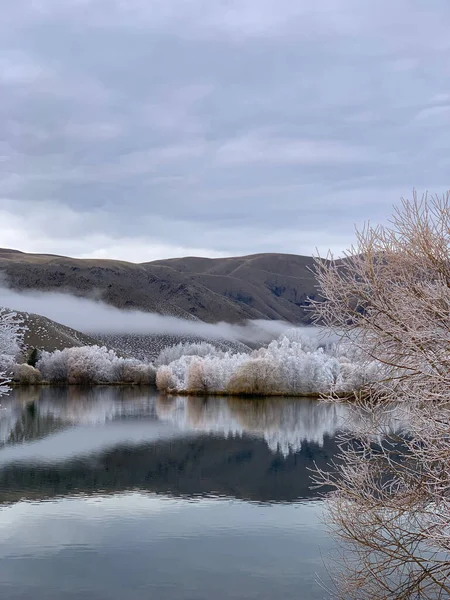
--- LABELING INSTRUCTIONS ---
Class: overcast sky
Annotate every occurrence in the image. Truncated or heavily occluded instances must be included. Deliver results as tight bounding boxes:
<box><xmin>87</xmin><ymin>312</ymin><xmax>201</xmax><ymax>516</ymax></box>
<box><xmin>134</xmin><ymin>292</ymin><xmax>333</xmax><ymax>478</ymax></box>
<box><xmin>1</xmin><ymin>1</ymin><xmax>449</xmax><ymax>262</ymax></box>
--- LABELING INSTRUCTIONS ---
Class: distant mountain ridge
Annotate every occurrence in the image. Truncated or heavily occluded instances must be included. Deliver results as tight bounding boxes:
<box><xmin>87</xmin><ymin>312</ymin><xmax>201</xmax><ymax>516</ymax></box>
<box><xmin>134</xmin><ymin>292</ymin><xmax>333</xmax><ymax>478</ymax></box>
<box><xmin>0</xmin><ymin>248</ymin><xmax>320</xmax><ymax>324</ymax></box>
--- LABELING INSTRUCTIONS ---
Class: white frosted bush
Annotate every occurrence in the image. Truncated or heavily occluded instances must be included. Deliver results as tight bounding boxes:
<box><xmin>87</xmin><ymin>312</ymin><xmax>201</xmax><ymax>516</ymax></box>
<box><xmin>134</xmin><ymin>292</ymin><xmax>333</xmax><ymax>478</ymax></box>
<box><xmin>14</xmin><ymin>363</ymin><xmax>42</xmax><ymax>385</ymax></box>
<box><xmin>0</xmin><ymin>308</ymin><xmax>25</xmax><ymax>395</ymax></box>
<box><xmin>67</xmin><ymin>346</ymin><xmax>118</xmax><ymax>384</ymax></box>
<box><xmin>155</xmin><ymin>332</ymin><xmax>380</xmax><ymax>396</ymax></box>
<box><xmin>155</xmin><ymin>342</ymin><xmax>223</xmax><ymax>367</ymax></box>
<box><xmin>37</xmin><ymin>349</ymin><xmax>69</xmax><ymax>383</ymax></box>
<box><xmin>37</xmin><ymin>345</ymin><xmax>155</xmax><ymax>385</ymax></box>
<box><xmin>162</xmin><ymin>355</ymin><xmax>197</xmax><ymax>390</ymax></box>
<box><xmin>186</xmin><ymin>360</ymin><xmax>209</xmax><ymax>393</ymax></box>
<box><xmin>227</xmin><ymin>358</ymin><xmax>281</xmax><ymax>395</ymax></box>
<box><xmin>120</xmin><ymin>359</ymin><xmax>156</xmax><ymax>385</ymax></box>
<box><xmin>192</xmin><ymin>353</ymin><xmax>249</xmax><ymax>393</ymax></box>
<box><xmin>156</xmin><ymin>365</ymin><xmax>177</xmax><ymax>391</ymax></box>
<box><xmin>279</xmin><ymin>327</ymin><xmax>320</xmax><ymax>351</ymax></box>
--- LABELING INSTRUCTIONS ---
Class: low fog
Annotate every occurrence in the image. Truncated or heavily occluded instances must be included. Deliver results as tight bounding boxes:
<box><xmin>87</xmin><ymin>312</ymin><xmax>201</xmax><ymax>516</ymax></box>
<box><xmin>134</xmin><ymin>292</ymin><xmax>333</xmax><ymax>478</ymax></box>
<box><xmin>0</xmin><ymin>286</ymin><xmax>321</xmax><ymax>346</ymax></box>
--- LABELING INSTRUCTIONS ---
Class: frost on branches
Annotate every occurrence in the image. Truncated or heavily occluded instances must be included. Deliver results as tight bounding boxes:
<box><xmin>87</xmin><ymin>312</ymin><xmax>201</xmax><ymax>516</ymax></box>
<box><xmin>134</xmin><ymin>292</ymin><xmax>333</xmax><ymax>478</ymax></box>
<box><xmin>312</xmin><ymin>192</ymin><xmax>450</xmax><ymax>600</ymax></box>
<box><xmin>155</xmin><ymin>341</ymin><xmax>225</xmax><ymax>367</ymax></box>
<box><xmin>37</xmin><ymin>346</ymin><xmax>156</xmax><ymax>385</ymax></box>
<box><xmin>0</xmin><ymin>308</ymin><xmax>25</xmax><ymax>396</ymax></box>
<box><xmin>155</xmin><ymin>329</ymin><xmax>380</xmax><ymax>396</ymax></box>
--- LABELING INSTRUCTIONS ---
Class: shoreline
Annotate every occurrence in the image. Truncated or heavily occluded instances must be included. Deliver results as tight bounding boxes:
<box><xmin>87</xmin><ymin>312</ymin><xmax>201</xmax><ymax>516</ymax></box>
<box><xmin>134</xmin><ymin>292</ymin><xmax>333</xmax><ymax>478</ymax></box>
<box><xmin>161</xmin><ymin>389</ymin><xmax>324</xmax><ymax>398</ymax></box>
<box><xmin>8</xmin><ymin>381</ymin><xmax>337</xmax><ymax>399</ymax></box>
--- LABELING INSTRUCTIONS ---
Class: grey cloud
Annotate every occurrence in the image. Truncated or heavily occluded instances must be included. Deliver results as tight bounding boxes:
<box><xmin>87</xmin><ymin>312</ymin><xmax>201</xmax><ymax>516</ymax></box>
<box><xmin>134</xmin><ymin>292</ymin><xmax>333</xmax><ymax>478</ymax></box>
<box><xmin>215</xmin><ymin>135</ymin><xmax>375</xmax><ymax>166</ymax></box>
<box><xmin>1</xmin><ymin>0</ymin><xmax>450</xmax><ymax>260</ymax></box>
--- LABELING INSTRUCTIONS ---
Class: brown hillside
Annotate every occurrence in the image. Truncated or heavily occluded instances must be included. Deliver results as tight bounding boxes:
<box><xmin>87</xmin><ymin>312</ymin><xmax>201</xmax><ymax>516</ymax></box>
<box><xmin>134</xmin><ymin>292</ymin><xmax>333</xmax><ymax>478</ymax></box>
<box><xmin>0</xmin><ymin>249</ymin><xmax>321</xmax><ymax>324</ymax></box>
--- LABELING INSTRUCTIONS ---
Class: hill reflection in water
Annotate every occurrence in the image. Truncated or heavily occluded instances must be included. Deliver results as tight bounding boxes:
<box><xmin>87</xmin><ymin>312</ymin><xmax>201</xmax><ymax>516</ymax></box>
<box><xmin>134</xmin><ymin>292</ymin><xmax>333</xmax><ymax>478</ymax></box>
<box><xmin>0</xmin><ymin>386</ymin><xmax>351</xmax><ymax>505</ymax></box>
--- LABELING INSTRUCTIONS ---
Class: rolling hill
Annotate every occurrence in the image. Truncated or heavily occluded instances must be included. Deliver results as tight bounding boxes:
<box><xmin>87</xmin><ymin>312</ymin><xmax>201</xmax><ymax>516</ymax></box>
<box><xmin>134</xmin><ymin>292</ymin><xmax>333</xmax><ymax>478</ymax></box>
<box><xmin>0</xmin><ymin>248</ymin><xmax>320</xmax><ymax>324</ymax></box>
<box><xmin>16</xmin><ymin>311</ymin><xmax>101</xmax><ymax>355</ymax></box>
<box><xmin>10</xmin><ymin>310</ymin><xmax>250</xmax><ymax>361</ymax></box>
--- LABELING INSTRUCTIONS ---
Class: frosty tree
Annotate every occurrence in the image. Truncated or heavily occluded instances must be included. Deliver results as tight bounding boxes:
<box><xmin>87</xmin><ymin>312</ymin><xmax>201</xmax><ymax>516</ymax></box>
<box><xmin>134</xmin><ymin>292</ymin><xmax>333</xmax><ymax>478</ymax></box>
<box><xmin>313</xmin><ymin>192</ymin><xmax>450</xmax><ymax>599</ymax></box>
<box><xmin>36</xmin><ymin>345</ymin><xmax>156</xmax><ymax>385</ymax></box>
<box><xmin>0</xmin><ymin>307</ymin><xmax>25</xmax><ymax>395</ymax></box>
<box><xmin>154</xmin><ymin>331</ymin><xmax>380</xmax><ymax>396</ymax></box>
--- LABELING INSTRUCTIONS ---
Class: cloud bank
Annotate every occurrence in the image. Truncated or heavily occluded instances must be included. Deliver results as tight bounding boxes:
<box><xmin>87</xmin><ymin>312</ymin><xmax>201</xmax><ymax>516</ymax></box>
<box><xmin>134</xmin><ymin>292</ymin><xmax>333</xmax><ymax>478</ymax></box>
<box><xmin>0</xmin><ymin>286</ymin><xmax>312</xmax><ymax>345</ymax></box>
<box><xmin>1</xmin><ymin>1</ymin><xmax>450</xmax><ymax>260</ymax></box>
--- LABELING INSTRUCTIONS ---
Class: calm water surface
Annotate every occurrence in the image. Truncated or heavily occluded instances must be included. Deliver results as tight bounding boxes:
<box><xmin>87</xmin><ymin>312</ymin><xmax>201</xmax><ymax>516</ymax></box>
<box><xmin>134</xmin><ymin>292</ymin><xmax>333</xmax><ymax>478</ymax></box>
<box><xmin>0</xmin><ymin>387</ymin><xmax>346</xmax><ymax>600</ymax></box>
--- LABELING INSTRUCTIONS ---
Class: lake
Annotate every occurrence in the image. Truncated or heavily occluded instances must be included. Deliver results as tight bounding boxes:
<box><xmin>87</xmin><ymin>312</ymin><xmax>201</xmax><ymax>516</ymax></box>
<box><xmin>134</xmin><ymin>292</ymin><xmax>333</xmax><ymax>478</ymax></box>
<box><xmin>0</xmin><ymin>387</ymin><xmax>346</xmax><ymax>600</ymax></box>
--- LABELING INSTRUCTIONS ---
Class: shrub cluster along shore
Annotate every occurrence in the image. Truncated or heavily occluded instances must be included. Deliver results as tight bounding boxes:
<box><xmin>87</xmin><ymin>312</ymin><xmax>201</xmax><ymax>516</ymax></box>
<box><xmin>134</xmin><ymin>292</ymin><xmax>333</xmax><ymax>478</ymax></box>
<box><xmin>3</xmin><ymin>329</ymin><xmax>380</xmax><ymax>398</ymax></box>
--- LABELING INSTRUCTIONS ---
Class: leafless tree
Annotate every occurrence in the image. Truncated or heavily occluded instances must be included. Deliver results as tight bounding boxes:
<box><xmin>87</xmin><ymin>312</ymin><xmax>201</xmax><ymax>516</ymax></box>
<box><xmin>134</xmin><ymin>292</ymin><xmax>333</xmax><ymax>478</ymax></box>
<box><xmin>312</xmin><ymin>191</ymin><xmax>450</xmax><ymax>599</ymax></box>
<box><xmin>0</xmin><ymin>307</ymin><xmax>24</xmax><ymax>395</ymax></box>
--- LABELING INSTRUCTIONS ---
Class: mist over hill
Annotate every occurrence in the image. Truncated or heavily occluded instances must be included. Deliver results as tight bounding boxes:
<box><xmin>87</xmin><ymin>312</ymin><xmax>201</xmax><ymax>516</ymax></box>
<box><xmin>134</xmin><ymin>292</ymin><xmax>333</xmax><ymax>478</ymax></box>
<box><xmin>0</xmin><ymin>249</ymin><xmax>320</xmax><ymax>325</ymax></box>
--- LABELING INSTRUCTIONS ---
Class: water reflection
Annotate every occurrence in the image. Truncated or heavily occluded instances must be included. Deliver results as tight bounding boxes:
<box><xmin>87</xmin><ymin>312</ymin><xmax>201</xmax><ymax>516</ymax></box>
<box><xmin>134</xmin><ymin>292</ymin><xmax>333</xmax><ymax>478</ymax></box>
<box><xmin>157</xmin><ymin>394</ymin><xmax>348</xmax><ymax>455</ymax></box>
<box><xmin>0</xmin><ymin>387</ymin><xmax>345</xmax><ymax>505</ymax></box>
<box><xmin>1</xmin><ymin>387</ymin><xmax>348</xmax><ymax>453</ymax></box>
<box><xmin>0</xmin><ymin>387</ymin><xmax>346</xmax><ymax>599</ymax></box>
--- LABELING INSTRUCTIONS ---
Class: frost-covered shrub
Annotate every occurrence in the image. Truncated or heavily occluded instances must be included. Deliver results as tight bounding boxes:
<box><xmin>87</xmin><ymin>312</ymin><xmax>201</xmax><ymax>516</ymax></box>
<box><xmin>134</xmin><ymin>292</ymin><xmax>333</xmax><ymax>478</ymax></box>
<box><xmin>262</xmin><ymin>337</ymin><xmax>340</xmax><ymax>394</ymax></box>
<box><xmin>159</xmin><ymin>355</ymin><xmax>197</xmax><ymax>391</ymax></box>
<box><xmin>37</xmin><ymin>349</ymin><xmax>69</xmax><ymax>383</ymax></box>
<box><xmin>227</xmin><ymin>358</ymin><xmax>281</xmax><ymax>395</ymax></box>
<box><xmin>156</xmin><ymin>353</ymin><xmax>248</xmax><ymax>393</ymax></box>
<box><xmin>0</xmin><ymin>308</ymin><xmax>25</xmax><ymax>395</ymax></box>
<box><xmin>278</xmin><ymin>328</ymin><xmax>320</xmax><ymax>352</ymax></box>
<box><xmin>66</xmin><ymin>346</ymin><xmax>118</xmax><ymax>384</ymax></box>
<box><xmin>155</xmin><ymin>342</ymin><xmax>223</xmax><ymax>367</ymax></box>
<box><xmin>37</xmin><ymin>345</ymin><xmax>155</xmax><ymax>385</ymax></box>
<box><xmin>13</xmin><ymin>363</ymin><xmax>42</xmax><ymax>384</ymax></box>
<box><xmin>155</xmin><ymin>332</ymin><xmax>380</xmax><ymax>396</ymax></box>
<box><xmin>329</xmin><ymin>339</ymin><xmax>385</xmax><ymax>393</ymax></box>
<box><xmin>186</xmin><ymin>360</ymin><xmax>209</xmax><ymax>393</ymax></box>
<box><xmin>119</xmin><ymin>359</ymin><xmax>156</xmax><ymax>385</ymax></box>
<box><xmin>156</xmin><ymin>365</ymin><xmax>177</xmax><ymax>391</ymax></box>
<box><xmin>192</xmin><ymin>354</ymin><xmax>249</xmax><ymax>393</ymax></box>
